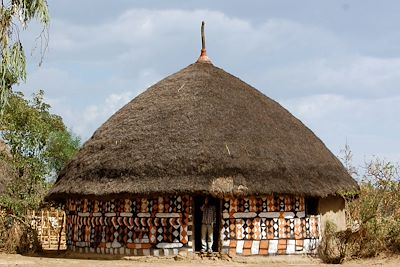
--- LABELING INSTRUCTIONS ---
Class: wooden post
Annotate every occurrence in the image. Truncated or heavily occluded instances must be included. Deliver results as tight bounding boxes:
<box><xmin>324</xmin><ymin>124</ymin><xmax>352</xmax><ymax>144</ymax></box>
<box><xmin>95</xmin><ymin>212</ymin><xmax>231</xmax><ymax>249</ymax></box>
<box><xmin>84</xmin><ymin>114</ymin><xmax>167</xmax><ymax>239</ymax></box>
<box><xmin>218</xmin><ymin>198</ymin><xmax>222</xmax><ymax>253</ymax></box>
<box><xmin>41</xmin><ymin>210</ymin><xmax>44</xmax><ymax>246</ymax></box>
<box><xmin>192</xmin><ymin>196</ymin><xmax>196</xmax><ymax>253</ymax></box>
<box><xmin>201</xmin><ymin>21</ymin><xmax>206</xmax><ymax>51</ymax></box>
<box><xmin>31</xmin><ymin>210</ymin><xmax>35</xmax><ymax>230</ymax></box>
<box><xmin>58</xmin><ymin>211</ymin><xmax>65</xmax><ymax>251</ymax></box>
<box><xmin>197</xmin><ymin>21</ymin><xmax>211</xmax><ymax>63</ymax></box>
<box><xmin>47</xmin><ymin>210</ymin><xmax>51</xmax><ymax>249</ymax></box>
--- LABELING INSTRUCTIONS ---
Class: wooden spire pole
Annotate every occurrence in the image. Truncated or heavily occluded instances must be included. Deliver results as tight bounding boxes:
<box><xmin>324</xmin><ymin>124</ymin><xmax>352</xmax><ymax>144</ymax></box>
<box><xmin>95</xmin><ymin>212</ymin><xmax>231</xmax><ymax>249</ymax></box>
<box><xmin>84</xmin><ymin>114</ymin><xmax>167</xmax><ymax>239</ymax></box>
<box><xmin>197</xmin><ymin>21</ymin><xmax>211</xmax><ymax>63</ymax></box>
<box><xmin>201</xmin><ymin>21</ymin><xmax>206</xmax><ymax>51</ymax></box>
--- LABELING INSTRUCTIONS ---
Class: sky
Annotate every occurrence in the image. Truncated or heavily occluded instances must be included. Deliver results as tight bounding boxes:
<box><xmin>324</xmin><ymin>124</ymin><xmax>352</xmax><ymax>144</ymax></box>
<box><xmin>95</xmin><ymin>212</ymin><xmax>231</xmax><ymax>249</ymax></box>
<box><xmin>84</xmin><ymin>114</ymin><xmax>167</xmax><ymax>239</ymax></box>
<box><xmin>16</xmin><ymin>0</ymin><xmax>400</xmax><ymax>168</ymax></box>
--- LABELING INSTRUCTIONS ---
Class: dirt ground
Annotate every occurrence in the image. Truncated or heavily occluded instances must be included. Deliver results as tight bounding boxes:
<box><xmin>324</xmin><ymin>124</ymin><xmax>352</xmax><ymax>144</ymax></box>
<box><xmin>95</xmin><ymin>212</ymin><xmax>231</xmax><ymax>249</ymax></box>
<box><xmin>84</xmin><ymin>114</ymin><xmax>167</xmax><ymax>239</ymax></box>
<box><xmin>0</xmin><ymin>252</ymin><xmax>399</xmax><ymax>267</ymax></box>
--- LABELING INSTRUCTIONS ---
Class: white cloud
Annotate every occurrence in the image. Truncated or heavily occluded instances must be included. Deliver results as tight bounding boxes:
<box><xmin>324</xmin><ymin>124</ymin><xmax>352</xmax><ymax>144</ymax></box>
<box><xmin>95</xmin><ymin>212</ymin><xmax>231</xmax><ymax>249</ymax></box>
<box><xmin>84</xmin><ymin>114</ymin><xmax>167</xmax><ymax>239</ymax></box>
<box><xmin>61</xmin><ymin>92</ymin><xmax>133</xmax><ymax>138</ymax></box>
<box><xmin>255</xmin><ymin>55</ymin><xmax>400</xmax><ymax>99</ymax></box>
<box><xmin>282</xmin><ymin>94</ymin><xmax>400</xmax><ymax>166</ymax></box>
<box><xmin>46</xmin><ymin>9</ymin><xmax>346</xmax><ymax>68</ymax></box>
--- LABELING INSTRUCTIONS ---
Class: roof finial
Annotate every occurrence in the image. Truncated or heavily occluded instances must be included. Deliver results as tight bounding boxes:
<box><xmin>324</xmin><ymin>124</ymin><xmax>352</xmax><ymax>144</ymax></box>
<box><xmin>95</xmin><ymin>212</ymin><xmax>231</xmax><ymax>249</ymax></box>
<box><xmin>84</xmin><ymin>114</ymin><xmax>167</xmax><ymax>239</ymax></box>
<box><xmin>197</xmin><ymin>21</ymin><xmax>212</xmax><ymax>64</ymax></box>
<box><xmin>201</xmin><ymin>21</ymin><xmax>206</xmax><ymax>50</ymax></box>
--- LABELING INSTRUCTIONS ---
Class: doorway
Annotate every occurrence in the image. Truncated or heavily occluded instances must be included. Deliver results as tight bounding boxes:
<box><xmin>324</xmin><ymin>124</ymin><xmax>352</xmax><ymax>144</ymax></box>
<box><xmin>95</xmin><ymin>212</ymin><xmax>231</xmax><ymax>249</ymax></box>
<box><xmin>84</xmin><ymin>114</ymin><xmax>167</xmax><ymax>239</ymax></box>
<box><xmin>193</xmin><ymin>196</ymin><xmax>221</xmax><ymax>252</ymax></box>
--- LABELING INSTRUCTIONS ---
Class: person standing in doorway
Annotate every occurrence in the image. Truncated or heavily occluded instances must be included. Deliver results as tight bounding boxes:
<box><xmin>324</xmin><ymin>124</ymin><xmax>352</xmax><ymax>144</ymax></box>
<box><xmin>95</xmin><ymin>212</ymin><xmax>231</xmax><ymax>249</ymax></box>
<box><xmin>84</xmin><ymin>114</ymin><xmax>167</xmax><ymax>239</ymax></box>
<box><xmin>200</xmin><ymin>196</ymin><xmax>216</xmax><ymax>253</ymax></box>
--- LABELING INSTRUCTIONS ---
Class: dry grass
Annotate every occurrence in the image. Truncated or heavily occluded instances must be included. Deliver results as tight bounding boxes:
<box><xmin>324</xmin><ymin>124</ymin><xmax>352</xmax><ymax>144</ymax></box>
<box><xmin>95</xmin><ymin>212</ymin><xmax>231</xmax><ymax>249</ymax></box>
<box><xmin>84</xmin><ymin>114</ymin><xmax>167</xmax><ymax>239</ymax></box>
<box><xmin>344</xmin><ymin>159</ymin><xmax>400</xmax><ymax>258</ymax></box>
<box><xmin>0</xmin><ymin>213</ymin><xmax>42</xmax><ymax>254</ymax></box>
<box><xmin>319</xmin><ymin>157</ymin><xmax>400</xmax><ymax>263</ymax></box>
<box><xmin>318</xmin><ymin>221</ymin><xmax>346</xmax><ymax>264</ymax></box>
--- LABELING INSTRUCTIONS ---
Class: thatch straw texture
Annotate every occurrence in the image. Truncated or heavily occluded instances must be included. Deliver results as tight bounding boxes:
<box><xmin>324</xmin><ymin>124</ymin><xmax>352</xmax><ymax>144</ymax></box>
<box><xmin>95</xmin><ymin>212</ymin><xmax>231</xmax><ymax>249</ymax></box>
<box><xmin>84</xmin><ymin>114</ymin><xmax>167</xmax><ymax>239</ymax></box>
<box><xmin>47</xmin><ymin>62</ymin><xmax>358</xmax><ymax>201</ymax></box>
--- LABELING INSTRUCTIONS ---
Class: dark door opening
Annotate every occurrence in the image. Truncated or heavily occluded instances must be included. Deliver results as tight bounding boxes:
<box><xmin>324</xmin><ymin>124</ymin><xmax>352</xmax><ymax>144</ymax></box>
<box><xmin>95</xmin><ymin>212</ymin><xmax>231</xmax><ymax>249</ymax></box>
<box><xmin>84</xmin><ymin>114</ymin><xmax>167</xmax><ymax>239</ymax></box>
<box><xmin>305</xmin><ymin>196</ymin><xmax>319</xmax><ymax>216</ymax></box>
<box><xmin>193</xmin><ymin>195</ymin><xmax>221</xmax><ymax>252</ymax></box>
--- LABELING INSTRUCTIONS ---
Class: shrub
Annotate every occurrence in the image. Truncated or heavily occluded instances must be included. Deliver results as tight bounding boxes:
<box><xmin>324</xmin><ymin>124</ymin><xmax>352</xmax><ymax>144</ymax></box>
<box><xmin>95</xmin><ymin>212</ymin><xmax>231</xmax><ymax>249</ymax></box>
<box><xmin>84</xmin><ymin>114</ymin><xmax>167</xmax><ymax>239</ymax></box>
<box><xmin>318</xmin><ymin>220</ymin><xmax>346</xmax><ymax>264</ymax></box>
<box><xmin>343</xmin><ymin>157</ymin><xmax>400</xmax><ymax>258</ymax></box>
<box><xmin>0</xmin><ymin>213</ymin><xmax>41</xmax><ymax>253</ymax></box>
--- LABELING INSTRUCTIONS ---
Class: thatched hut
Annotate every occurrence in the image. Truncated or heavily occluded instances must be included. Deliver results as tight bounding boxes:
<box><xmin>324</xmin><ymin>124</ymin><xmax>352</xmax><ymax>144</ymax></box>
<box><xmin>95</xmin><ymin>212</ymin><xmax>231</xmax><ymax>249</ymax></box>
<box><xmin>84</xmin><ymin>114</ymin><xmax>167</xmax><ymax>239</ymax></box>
<box><xmin>46</xmin><ymin>23</ymin><xmax>358</xmax><ymax>256</ymax></box>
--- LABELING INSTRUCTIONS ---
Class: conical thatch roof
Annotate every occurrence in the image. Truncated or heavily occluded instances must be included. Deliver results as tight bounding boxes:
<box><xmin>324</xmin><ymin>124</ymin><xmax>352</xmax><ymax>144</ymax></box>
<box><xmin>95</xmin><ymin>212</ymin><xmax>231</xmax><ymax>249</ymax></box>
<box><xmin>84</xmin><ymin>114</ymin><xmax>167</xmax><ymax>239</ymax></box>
<box><xmin>47</xmin><ymin>61</ymin><xmax>358</xmax><ymax>202</ymax></box>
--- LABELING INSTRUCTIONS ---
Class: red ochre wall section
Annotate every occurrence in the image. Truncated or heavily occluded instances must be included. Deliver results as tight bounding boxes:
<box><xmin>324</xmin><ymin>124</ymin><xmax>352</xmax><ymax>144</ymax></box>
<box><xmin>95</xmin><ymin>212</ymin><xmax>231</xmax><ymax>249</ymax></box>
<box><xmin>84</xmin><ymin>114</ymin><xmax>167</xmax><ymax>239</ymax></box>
<box><xmin>65</xmin><ymin>195</ymin><xmax>320</xmax><ymax>256</ymax></box>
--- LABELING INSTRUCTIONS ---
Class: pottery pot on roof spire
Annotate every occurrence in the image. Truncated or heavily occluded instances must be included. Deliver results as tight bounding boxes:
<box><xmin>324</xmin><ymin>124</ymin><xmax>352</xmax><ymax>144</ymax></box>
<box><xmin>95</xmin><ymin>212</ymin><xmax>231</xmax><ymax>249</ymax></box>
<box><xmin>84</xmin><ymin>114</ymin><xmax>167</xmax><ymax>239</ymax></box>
<box><xmin>197</xmin><ymin>21</ymin><xmax>212</xmax><ymax>64</ymax></box>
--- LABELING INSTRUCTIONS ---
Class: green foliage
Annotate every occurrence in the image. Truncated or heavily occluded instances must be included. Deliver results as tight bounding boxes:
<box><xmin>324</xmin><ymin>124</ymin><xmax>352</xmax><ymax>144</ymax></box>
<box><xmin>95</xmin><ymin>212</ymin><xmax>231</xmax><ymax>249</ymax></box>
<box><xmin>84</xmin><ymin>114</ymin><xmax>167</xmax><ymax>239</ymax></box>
<box><xmin>339</xmin><ymin>149</ymin><xmax>400</xmax><ymax>258</ymax></box>
<box><xmin>46</xmin><ymin>130</ymin><xmax>81</xmax><ymax>177</ymax></box>
<box><xmin>0</xmin><ymin>90</ymin><xmax>80</xmax><ymax>215</ymax></box>
<box><xmin>313</xmin><ymin>146</ymin><xmax>400</xmax><ymax>264</ymax></box>
<box><xmin>0</xmin><ymin>0</ymin><xmax>49</xmax><ymax>111</ymax></box>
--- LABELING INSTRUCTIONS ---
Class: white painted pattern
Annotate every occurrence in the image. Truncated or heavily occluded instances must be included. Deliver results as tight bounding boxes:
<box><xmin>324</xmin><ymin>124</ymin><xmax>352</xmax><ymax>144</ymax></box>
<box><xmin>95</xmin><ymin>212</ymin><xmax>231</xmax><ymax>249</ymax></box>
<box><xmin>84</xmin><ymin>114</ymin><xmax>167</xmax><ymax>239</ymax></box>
<box><xmin>286</xmin><ymin>239</ymin><xmax>296</xmax><ymax>254</ymax></box>
<box><xmin>153</xmin><ymin>249</ymin><xmax>159</xmax><ymax>256</ymax></box>
<box><xmin>296</xmin><ymin>211</ymin><xmax>306</xmax><ymax>218</ymax></box>
<box><xmin>268</xmin><ymin>240</ymin><xmax>278</xmax><ymax>254</ymax></box>
<box><xmin>155</xmin><ymin>212</ymin><xmax>180</xmax><ymax>218</ymax></box>
<box><xmin>233</xmin><ymin>212</ymin><xmax>257</xmax><ymax>218</ymax></box>
<box><xmin>120</xmin><ymin>212</ymin><xmax>133</xmax><ymax>217</ymax></box>
<box><xmin>251</xmin><ymin>240</ymin><xmax>260</xmax><ymax>254</ymax></box>
<box><xmin>156</xmin><ymin>242</ymin><xmax>183</xmax><ymax>248</ymax></box>
<box><xmin>236</xmin><ymin>240</ymin><xmax>244</xmax><ymax>254</ymax></box>
<box><xmin>258</xmin><ymin>212</ymin><xmax>280</xmax><ymax>218</ymax></box>
<box><xmin>283</xmin><ymin>212</ymin><xmax>295</xmax><ymax>218</ymax></box>
<box><xmin>137</xmin><ymin>212</ymin><xmax>151</xmax><ymax>217</ymax></box>
<box><xmin>222</xmin><ymin>240</ymin><xmax>230</xmax><ymax>247</ymax></box>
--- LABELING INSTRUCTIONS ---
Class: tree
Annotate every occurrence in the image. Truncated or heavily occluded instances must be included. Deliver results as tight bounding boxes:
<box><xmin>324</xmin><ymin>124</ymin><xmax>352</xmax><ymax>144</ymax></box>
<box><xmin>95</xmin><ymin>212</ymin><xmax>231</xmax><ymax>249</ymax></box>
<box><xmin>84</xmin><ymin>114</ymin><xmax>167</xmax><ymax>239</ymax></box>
<box><xmin>0</xmin><ymin>0</ymin><xmax>49</xmax><ymax>112</ymax></box>
<box><xmin>0</xmin><ymin>90</ymin><xmax>80</xmax><ymax>215</ymax></box>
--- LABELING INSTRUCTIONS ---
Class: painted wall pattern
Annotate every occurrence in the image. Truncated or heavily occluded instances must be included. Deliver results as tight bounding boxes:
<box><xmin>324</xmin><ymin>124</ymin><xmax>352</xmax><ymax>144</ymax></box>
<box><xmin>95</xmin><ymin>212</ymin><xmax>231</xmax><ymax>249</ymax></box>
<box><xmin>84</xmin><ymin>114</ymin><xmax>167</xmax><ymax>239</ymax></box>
<box><xmin>65</xmin><ymin>194</ymin><xmax>320</xmax><ymax>256</ymax></box>
<box><xmin>65</xmin><ymin>195</ymin><xmax>193</xmax><ymax>256</ymax></box>
<box><xmin>221</xmin><ymin>196</ymin><xmax>320</xmax><ymax>256</ymax></box>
